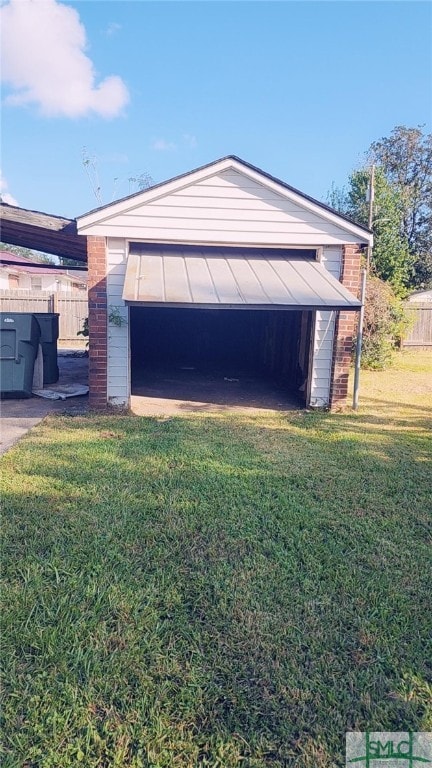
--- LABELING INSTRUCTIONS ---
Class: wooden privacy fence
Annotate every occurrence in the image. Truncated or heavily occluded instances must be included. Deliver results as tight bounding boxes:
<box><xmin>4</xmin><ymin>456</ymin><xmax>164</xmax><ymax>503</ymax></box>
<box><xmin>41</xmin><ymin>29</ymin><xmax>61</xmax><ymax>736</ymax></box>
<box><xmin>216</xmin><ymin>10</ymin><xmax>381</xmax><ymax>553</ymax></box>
<box><xmin>58</xmin><ymin>294</ymin><xmax>88</xmax><ymax>343</ymax></box>
<box><xmin>0</xmin><ymin>290</ymin><xmax>88</xmax><ymax>345</ymax></box>
<box><xmin>402</xmin><ymin>302</ymin><xmax>432</xmax><ymax>347</ymax></box>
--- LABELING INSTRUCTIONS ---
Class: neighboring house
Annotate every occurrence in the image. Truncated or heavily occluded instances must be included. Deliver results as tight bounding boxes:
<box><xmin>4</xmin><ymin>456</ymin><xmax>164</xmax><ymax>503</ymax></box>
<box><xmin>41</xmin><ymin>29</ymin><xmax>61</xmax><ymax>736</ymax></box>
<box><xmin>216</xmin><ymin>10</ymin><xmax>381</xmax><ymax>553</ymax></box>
<box><xmin>0</xmin><ymin>252</ymin><xmax>87</xmax><ymax>292</ymax></box>
<box><xmin>408</xmin><ymin>289</ymin><xmax>432</xmax><ymax>303</ymax></box>
<box><xmin>76</xmin><ymin>155</ymin><xmax>373</xmax><ymax>410</ymax></box>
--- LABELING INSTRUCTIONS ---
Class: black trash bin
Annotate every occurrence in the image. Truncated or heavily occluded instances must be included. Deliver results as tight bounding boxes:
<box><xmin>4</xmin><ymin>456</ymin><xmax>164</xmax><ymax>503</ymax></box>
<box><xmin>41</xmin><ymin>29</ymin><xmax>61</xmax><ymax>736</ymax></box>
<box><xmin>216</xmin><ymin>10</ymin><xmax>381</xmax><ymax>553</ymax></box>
<box><xmin>0</xmin><ymin>313</ymin><xmax>41</xmax><ymax>398</ymax></box>
<box><xmin>33</xmin><ymin>313</ymin><xmax>60</xmax><ymax>385</ymax></box>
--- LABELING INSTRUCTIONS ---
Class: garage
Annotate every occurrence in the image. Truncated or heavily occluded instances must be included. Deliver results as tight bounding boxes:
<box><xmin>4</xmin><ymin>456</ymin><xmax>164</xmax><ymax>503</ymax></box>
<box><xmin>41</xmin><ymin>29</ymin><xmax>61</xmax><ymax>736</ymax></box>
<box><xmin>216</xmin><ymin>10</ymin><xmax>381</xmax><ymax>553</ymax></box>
<box><xmin>76</xmin><ymin>156</ymin><xmax>372</xmax><ymax>410</ymax></box>
<box><xmin>124</xmin><ymin>242</ymin><xmax>360</xmax><ymax>411</ymax></box>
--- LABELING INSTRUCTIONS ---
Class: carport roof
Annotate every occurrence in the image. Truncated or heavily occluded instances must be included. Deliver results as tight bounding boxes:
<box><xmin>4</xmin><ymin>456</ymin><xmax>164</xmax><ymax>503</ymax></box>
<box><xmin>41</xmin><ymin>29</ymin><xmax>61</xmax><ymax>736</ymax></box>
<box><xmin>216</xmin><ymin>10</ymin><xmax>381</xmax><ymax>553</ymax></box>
<box><xmin>0</xmin><ymin>202</ymin><xmax>87</xmax><ymax>262</ymax></box>
<box><xmin>123</xmin><ymin>244</ymin><xmax>361</xmax><ymax>311</ymax></box>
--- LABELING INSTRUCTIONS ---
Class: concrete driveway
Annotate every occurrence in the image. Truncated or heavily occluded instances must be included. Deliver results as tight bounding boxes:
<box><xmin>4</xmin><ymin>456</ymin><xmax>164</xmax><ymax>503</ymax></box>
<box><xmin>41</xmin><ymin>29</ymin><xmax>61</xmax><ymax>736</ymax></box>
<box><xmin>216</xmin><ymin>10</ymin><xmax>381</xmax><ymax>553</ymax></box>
<box><xmin>0</xmin><ymin>351</ymin><xmax>88</xmax><ymax>455</ymax></box>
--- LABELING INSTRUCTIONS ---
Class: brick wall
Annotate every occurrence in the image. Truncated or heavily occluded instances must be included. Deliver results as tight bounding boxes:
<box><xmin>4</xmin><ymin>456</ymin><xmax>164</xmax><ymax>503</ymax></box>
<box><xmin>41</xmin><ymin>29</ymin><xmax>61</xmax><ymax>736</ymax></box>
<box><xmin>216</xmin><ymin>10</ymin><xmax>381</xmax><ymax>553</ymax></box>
<box><xmin>87</xmin><ymin>236</ymin><xmax>107</xmax><ymax>408</ymax></box>
<box><xmin>330</xmin><ymin>244</ymin><xmax>363</xmax><ymax>409</ymax></box>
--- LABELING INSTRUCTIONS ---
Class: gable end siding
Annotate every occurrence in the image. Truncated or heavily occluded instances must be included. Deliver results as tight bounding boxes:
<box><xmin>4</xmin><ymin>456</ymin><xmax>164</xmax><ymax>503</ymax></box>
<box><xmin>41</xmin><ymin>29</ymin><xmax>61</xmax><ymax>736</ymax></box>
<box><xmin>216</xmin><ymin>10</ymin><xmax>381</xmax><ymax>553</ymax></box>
<box><xmin>80</xmin><ymin>170</ymin><xmax>366</xmax><ymax>247</ymax></box>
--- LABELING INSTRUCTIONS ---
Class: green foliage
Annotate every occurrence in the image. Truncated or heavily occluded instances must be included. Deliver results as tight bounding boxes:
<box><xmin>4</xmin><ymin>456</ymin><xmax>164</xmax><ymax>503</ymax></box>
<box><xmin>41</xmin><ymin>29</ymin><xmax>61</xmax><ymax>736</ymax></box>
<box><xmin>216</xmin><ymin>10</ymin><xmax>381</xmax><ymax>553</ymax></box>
<box><xmin>369</xmin><ymin>126</ymin><xmax>432</xmax><ymax>263</ymax></box>
<box><xmin>77</xmin><ymin>316</ymin><xmax>89</xmax><ymax>338</ymax></box>
<box><xmin>361</xmin><ymin>275</ymin><xmax>410</xmax><ymax>369</ymax></box>
<box><xmin>0</xmin><ymin>243</ymin><xmax>55</xmax><ymax>264</ymax></box>
<box><xmin>60</xmin><ymin>256</ymin><xmax>84</xmax><ymax>267</ymax></box>
<box><xmin>349</xmin><ymin>168</ymin><xmax>413</xmax><ymax>295</ymax></box>
<box><xmin>128</xmin><ymin>171</ymin><xmax>154</xmax><ymax>192</ymax></box>
<box><xmin>77</xmin><ymin>316</ymin><xmax>89</xmax><ymax>351</ymax></box>
<box><xmin>108</xmin><ymin>306</ymin><xmax>127</xmax><ymax>327</ymax></box>
<box><xmin>328</xmin><ymin>125</ymin><xmax>432</xmax><ymax>292</ymax></box>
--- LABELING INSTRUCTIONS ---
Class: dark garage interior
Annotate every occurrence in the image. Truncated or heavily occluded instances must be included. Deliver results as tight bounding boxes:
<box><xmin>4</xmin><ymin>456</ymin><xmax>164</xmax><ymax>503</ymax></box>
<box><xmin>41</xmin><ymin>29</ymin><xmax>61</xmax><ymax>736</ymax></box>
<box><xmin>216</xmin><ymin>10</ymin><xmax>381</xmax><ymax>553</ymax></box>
<box><xmin>130</xmin><ymin>306</ymin><xmax>313</xmax><ymax>409</ymax></box>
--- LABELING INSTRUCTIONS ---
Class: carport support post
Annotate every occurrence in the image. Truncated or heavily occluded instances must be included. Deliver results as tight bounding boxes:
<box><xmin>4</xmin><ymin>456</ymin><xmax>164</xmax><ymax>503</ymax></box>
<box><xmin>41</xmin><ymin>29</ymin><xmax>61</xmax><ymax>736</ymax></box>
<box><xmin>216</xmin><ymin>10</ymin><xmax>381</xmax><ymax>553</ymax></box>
<box><xmin>87</xmin><ymin>236</ymin><xmax>108</xmax><ymax>409</ymax></box>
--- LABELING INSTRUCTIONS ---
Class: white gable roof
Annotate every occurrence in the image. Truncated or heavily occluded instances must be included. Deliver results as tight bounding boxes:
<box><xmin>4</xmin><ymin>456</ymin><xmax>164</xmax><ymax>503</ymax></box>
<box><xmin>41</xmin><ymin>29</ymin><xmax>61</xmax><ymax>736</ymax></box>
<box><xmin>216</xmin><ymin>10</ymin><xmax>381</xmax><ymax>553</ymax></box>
<box><xmin>77</xmin><ymin>156</ymin><xmax>373</xmax><ymax>247</ymax></box>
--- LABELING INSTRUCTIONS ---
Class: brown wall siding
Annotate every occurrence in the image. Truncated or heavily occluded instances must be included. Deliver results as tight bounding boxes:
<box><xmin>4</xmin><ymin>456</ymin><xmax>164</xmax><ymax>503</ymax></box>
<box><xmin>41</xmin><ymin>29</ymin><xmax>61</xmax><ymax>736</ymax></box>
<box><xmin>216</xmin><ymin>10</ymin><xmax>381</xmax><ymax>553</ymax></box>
<box><xmin>330</xmin><ymin>244</ymin><xmax>362</xmax><ymax>409</ymax></box>
<box><xmin>88</xmin><ymin>236</ymin><xmax>108</xmax><ymax>408</ymax></box>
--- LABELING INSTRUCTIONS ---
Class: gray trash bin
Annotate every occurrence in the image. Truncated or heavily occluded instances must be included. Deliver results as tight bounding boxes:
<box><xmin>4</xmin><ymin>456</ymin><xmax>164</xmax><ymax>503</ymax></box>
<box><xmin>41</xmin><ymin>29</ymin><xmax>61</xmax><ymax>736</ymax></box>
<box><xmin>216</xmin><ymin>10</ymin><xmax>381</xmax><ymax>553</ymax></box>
<box><xmin>0</xmin><ymin>313</ymin><xmax>41</xmax><ymax>398</ymax></box>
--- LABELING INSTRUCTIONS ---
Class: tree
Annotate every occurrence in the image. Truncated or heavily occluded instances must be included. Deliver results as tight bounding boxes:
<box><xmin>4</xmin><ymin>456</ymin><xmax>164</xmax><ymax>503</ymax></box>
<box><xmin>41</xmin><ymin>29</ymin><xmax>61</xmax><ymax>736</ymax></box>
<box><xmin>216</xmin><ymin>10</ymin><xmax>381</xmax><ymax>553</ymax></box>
<box><xmin>368</xmin><ymin>126</ymin><xmax>432</xmax><ymax>259</ymax></box>
<box><xmin>328</xmin><ymin>125</ymin><xmax>432</xmax><ymax>291</ymax></box>
<box><xmin>368</xmin><ymin>126</ymin><xmax>432</xmax><ymax>289</ymax></box>
<box><xmin>59</xmin><ymin>256</ymin><xmax>84</xmax><ymax>267</ymax></box>
<box><xmin>328</xmin><ymin>167</ymin><xmax>412</xmax><ymax>295</ymax></box>
<box><xmin>0</xmin><ymin>243</ymin><xmax>55</xmax><ymax>263</ymax></box>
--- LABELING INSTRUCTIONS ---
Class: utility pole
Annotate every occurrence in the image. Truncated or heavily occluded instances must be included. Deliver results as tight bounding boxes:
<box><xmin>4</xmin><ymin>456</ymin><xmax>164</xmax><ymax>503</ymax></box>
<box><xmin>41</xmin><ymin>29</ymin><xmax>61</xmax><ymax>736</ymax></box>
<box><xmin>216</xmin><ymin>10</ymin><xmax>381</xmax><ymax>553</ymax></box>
<box><xmin>353</xmin><ymin>165</ymin><xmax>374</xmax><ymax>410</ymax></box>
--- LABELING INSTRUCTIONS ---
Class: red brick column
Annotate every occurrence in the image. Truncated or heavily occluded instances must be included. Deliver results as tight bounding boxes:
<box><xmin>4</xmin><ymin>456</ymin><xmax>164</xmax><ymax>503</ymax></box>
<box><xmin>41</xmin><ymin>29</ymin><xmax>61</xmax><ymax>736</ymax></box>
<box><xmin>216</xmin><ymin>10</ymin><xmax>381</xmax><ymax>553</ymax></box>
<box><xmin>87</xmin><ymin>236</ymin><xmax>108</xmax><ymax>409</ymax></box>
<box><xmin>330</xmin><ymin>244</ymin><xmax>363</xmax><ymax>409</ymax></box>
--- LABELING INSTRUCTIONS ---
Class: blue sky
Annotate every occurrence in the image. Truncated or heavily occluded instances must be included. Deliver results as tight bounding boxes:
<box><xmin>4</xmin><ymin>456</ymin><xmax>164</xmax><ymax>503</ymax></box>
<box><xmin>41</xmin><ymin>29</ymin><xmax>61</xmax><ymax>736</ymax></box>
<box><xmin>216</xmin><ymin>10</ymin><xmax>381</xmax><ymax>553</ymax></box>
<box><xmin>1</xmin><ymin>0</ymin><xmax>431</xmax><ymax>219</ymax></box>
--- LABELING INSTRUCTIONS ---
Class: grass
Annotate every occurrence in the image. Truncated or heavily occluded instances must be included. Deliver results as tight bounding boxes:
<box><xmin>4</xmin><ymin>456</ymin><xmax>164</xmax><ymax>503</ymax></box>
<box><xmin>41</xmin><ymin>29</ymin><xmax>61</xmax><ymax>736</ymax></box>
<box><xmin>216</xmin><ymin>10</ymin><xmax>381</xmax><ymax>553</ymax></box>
<box><xmin>1</xmin><ymin>350</ymin><xmax>431</xmax><ymax>767</ymax></box>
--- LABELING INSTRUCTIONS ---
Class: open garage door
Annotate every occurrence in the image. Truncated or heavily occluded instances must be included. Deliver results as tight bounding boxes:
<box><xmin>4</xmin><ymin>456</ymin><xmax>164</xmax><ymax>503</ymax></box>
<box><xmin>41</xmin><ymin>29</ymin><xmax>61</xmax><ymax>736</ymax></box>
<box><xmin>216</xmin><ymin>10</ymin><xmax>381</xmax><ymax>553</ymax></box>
<box><xmin>124</xmin><ymin>244</ymin><xmax>360</xmax><ymax>412</ymax></box>
<box><xmin>123</xmin><ymin>244</ymin><xmax>361</xmax><ymax>311</ymax></box>
<box><xmin>130</xmin><ymin>306</ymin><xmax>313</xmax><ymax>410</ymax></box>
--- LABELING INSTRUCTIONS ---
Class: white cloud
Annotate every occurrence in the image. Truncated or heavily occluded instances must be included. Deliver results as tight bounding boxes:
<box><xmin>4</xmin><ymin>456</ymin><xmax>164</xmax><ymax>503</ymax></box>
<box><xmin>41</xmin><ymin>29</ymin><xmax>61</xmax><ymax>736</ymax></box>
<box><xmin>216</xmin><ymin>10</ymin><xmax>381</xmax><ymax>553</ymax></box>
<box><xmin>152</xmin><ymin>138</ymin><xmax>176</xmax><ymax>151</ymax></box>
<box><xmin>104</xmin><ymin>22</ymin><xmax>122</xmax><ymax>37</ymax></box>
<box><xmin>0</xmin><ymin>0</ymin><xmax>129</xmax><ymax>118</ymax></box>
<box><xmin>183</xmin><ymin>133</ymin><xmax>198</xmax><ymax>148</ymax></box>
<box><xmin>151</xmin><ymin>135</ymin><xmax>198</xmax><ymax>151</ymax></box>
<box><xmin>0</xmin><ymin>170</ymin><xmax>18</xmax><ymax>206</ymax></box>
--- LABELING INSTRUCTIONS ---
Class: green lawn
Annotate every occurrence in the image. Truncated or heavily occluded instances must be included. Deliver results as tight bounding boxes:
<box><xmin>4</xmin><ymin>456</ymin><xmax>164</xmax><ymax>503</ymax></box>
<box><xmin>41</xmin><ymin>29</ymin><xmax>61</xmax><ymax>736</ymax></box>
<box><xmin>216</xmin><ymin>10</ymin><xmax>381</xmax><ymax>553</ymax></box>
<box><xmin>1</xmin><ymin>351</ymin><xmax>431</xmax><ymax>767</ymax></box>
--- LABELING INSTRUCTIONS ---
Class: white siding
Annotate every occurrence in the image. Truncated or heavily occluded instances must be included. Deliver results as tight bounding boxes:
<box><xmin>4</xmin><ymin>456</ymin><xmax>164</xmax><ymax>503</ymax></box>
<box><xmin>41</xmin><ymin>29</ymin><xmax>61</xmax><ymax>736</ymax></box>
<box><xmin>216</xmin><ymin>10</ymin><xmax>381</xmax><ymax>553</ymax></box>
<box><xmin>320</xmin><ymin>245</ymin><xmax>342</xmax><ymax>280</ymax></box>
<box><xmin>82</xmin><ymin>170</ymin><xmax>363</xmax><ymax>246</ymax></box>
<box><xmin>106</xmin><ymin>238</ymin><xmax>129</xmax><ymax>406</ymax></box>
<box><xmin>308</xmin><ymin>246</ymin><xmax>342</xmax><ymax>407</ymax></box>
<box><xmin>0</xmin><ymin>271</ymin><xmax>10</xmax><ymax>289</ymax></box>
<box><xmin>0</xmin><ymin>270</ymin><xmax>74</xmax><ymax>292</ymax></box>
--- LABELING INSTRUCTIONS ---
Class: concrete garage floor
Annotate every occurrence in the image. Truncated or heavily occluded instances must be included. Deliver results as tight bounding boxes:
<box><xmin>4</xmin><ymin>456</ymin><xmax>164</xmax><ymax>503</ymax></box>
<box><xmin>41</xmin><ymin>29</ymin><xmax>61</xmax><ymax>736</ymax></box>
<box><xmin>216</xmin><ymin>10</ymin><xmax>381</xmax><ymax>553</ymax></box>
<box><xmin>131</xmin><ymin>366</ymin><xmax>302</xmax><ymax>416</ymax></box>
<box><xmin>0</xmin><ymin>351</ymin><xmax>88</xmax><ymax>455</ymax></box>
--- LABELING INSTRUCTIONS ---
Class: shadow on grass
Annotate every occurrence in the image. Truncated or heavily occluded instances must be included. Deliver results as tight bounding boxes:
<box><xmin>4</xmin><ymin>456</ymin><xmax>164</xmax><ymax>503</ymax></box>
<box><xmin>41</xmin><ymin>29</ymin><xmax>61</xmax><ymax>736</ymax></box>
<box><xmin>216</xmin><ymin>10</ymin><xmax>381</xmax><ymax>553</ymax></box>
<box><xmin>1</xmin><ymin>411</ymin><xmax>431</xmax><ymax>767</ymax></box>
<box><xmin>359</xmin><ymin>395</ymin><xmax>432</xmax><ymax>413</ymax></box>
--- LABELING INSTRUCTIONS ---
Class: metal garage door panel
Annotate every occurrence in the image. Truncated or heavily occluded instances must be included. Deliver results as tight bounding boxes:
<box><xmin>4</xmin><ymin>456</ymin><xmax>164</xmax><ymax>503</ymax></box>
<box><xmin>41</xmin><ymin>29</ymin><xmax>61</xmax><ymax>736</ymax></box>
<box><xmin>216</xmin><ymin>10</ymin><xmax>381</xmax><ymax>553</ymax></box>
<box><xmin>227</xmin><ymin>257</ymin><xmax>269</xmax><ymax>303</ymax></box>
<box><xmin>269</xmin><ymin>259</ymin><xmax>326</xmax><ymax>306</ymax></box>
<box><xmin>299</xmin><ymin>261</ymin><xmax>354</xmax><ymax>305</ymax></box>
<box><xmin>206</xmin><ymin>258</ymin><xmax>244</xmax><ymax>303</ymax></box>
<box><xmin>247</xmin><ymin>258</ymin><xmax>295</xmax><ymax>304</ymax></box>
<box><xmin>124</xmin><ymin>252</ymin><xmax>165</xmax><ymax>302</ymax></box>
<box><xmin>123</xmin><ymin>245</ymin><xmax>361</xmax><ymax>309</ymax></box>
<box><xmin>185</xmin><ymin>257</ymin><xmax>219</xmax><ymax>303</ymax></box>
<box><xmin>163</xmin><ymin>255</ymin><xmax>191</xmax><ymax>303</ymax></box>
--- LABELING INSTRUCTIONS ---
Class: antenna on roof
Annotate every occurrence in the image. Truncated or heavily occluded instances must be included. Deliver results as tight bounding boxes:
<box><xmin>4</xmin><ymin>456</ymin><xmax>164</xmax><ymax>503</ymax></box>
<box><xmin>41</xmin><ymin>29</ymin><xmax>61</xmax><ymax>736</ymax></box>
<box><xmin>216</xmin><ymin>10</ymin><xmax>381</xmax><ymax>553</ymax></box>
<box><xmin>82</xmin><ymin>147</ymin><xmax>103</xmax><ymax>205</ymax></box>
